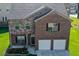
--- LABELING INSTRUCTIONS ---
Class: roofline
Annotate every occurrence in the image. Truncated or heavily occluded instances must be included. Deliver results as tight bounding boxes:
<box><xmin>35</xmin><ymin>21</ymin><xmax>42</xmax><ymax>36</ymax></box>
<box><xmin>25</xmin><ymin>6</ymin><xmax>48</xmax><ymax>19</ymax></box>
<box><xmin>54</xmin><ymin>10</ymin><xmax>70</xmax><ymax>20</ymax></box>
<box><xmin>34</xmin><ymin>10</ymin><xmax>54</xmax><ymax>22</ymax></box>
<box><xmin>34</xmin><ymin>10</ymin><xmax>70</xmax><ymax>22</ymax></box>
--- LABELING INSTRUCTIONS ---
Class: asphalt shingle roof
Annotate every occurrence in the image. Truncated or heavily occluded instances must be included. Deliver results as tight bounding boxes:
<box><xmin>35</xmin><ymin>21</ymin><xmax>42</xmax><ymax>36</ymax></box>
<box><xmin>0</xmin><ymin>3</ymin><xmax>69</xmax><ymax>19</ymax></box>
<box><xmin>27</xmin><ymin>6</ymin><xmax>52</xmax><ymax>20</ymax></box>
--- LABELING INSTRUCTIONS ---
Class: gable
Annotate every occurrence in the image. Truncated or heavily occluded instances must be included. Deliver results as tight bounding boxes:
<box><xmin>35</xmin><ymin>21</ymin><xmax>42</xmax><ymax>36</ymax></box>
<box><xmin>34</xmin><ymin>10</ymin><xmax>70</xmax><ymax>23</ymax></box>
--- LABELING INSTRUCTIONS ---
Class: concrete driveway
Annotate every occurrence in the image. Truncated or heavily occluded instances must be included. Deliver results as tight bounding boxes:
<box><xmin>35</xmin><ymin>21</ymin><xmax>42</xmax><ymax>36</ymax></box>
<box><xmin>36</xmin><ymin>50</ymin><xmax>69</xmax><ymax>56</ymax></box>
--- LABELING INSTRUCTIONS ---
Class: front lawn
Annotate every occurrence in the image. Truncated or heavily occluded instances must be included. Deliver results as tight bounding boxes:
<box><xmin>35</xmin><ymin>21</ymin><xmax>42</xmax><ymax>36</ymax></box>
<box><xmin>0</xmin><ymin>32</ymin><xmax>9</xmax><ymax>56</ymax></box>
<box><xmin>69</xmin><ymin>17</ymin><xmax>79</xmax><ymax>56</ymax></box>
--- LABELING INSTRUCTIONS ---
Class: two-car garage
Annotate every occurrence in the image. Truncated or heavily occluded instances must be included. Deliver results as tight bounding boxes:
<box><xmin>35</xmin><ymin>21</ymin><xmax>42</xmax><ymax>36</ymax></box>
<box><xmin>38</xmin><ymin>39</ymin><xmax>66</xmax><ymax>50</ymax></box>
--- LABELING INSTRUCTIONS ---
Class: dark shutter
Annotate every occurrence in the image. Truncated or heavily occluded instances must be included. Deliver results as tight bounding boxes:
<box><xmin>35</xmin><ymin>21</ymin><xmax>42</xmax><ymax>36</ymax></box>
<box><xmin>31</xmin><ymin>37</ymin><xmax>35</xmax><ymax>45</ymax></box>
<box><xmin>16</xmin><ymin>36</ymin><xmax>17</xmax><ymax>44</ymax></box>
<box><xmin>58</xmin><ymin>23</ymin><xmax>60</xmax><ymax>31</ymax></box>
<box><xmin>46</xmin><ymin>23</ymin><xmax>48</xmax><ymax>31</ymax></box>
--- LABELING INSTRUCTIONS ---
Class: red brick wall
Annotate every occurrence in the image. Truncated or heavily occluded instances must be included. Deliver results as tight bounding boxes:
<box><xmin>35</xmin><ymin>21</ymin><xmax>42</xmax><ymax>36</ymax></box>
<box><xmin>8</xmin><ymin>19</ymin><xmax>33</xmax><ymax>45</ymax></box>
<box><xmin>35</xmin><ymin>13</ymin><xmax>71</xmax><ymax>50</ymax></box>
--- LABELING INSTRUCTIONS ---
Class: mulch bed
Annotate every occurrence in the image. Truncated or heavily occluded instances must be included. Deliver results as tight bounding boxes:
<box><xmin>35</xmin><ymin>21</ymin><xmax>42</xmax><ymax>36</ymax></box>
<box><xmin>5</xmin><ymin>48</ymin><xmax>37</xmax><ymax>56</ymax></box>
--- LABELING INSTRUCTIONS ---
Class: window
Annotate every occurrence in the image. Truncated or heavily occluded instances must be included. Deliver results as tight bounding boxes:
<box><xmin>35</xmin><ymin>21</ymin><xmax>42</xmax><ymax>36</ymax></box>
<box><xmin>16</xmin><ymin>36</ymin><xmax>26</xmax><ymax>45</ymax></box>
<box><xmin>2</xmin><ymin>17</ymin><xmax>7</xmax><ymax>22</ymax></box>
<box><xmin>46</xmin><ymin>23</ymin><xmax>60</xmax><ymax>32</ymax></box>
<box><xmin>26</xmin><ymin>23</ymin><xmax>31</xmax><ymax>30</ymax></box>
<box><xmin>17</xmin><ymin>36</ymin><xmax>25</xmax><ymax>40</ymax></box>
<box><xmin>26</xmin><ymin>26</ymin><xmax>30</xmax><ymax>29</ymax></box>
<box><xmin>15</xmin><ymin>21</ymin><xmax>19</xmax><ymax>30</ymax></box>
<box><xmin>15</xmin><ymin>25</ymin><xmax>19</xmax><ymax>29</ymax></box>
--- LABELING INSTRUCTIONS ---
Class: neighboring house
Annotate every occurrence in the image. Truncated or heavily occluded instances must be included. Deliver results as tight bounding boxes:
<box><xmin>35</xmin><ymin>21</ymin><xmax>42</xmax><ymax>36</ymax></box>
<box><xmin>65</xmin><ymin>3</ymin><xmax>78</xmax><ymax>15</ymax></box>
<box><xmin>0</xmin><ymin>4</ymin><xmax>9</xmax><ymax>27</ymax></box>
<box><xmin>8</xmin><ymin>3</ymin><xmax>71</xmax><ymax>51</ymax></box>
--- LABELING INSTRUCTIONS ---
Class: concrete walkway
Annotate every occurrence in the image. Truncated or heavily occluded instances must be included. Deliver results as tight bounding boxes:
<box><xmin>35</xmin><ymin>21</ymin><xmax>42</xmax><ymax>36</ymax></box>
<box><xmin>28</xmin><ymin>46</ymin><xmax>36</xmax><ymax>54</ymax></box>
<box><xmin>36</xmin><ymin>50</ymin><xmax>69</xmax><ymax>56</ymax></box>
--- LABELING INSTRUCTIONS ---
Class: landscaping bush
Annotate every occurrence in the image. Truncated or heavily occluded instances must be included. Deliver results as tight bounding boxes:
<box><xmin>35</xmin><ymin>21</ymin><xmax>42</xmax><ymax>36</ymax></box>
<box><xmin>6</xmin><ymin>48</ymin><xmax>29</xmax><ymax>54</ymax></box>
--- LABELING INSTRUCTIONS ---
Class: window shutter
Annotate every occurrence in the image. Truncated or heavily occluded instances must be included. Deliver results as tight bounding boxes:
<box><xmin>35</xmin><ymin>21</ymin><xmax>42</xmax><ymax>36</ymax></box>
<box><xmin>46</xmin><ymin>23</ymin><xmax>48</xmax><ymax>31</ymax></box>
<box><xmin>58</xmin><ymin>23</ymin><xmax>60</xmax><ymax>31</ymax></box>
<box><xmin>16</xmin><ymin>36</ymin><xmax>17</xmax><ymax>44</ymax></box>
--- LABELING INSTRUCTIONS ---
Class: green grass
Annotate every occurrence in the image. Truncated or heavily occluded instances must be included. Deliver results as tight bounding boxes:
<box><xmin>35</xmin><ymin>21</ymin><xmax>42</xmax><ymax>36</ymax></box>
<box><xmin>0</xmin><ymin>32</ymin><xmax>9</xmax><ymax>56</ymax></box>
<box><xmin>0</xmin><ymin>27</ymin><xmax>9</xmax><ymax>56</ymax></box>
<box><xmin>69</xmin><ymin>17</ymin><xmax>79</xmax><ymax>56</ymax></box>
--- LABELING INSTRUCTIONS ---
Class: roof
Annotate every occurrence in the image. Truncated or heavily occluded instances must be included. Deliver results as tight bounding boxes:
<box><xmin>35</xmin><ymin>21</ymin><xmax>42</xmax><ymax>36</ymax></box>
<box><xmin>34</xmin><ymin>10</ymin><xmax>70</xmax><ymax>22</ymax></box>
<box><xmin>27</xmin><ymin>6</ymin><xmax>52</xmax><ymax>20</ymax></box>
<box><xmin>0</xmin><ymin>3</ymin><xmax>69</xmax><ymax>19</ymax></box>
<box><xmin>64</xmin><ymin>3</ymin><xmax>77</xmax><ymax>9</ymax></box>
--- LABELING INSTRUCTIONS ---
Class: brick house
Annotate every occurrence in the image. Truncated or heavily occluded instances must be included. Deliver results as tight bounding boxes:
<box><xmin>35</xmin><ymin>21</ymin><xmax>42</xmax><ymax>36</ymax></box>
<box><xmin>8</xmin><ymin>3</ymin><xmax>71</xmax><ymax>51</ymax></box>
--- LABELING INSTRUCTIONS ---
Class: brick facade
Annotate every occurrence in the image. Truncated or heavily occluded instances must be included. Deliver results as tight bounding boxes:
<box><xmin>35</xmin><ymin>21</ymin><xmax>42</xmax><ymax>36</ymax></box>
<box><xmin>35</xmin><ymin>12</ymin><xmax>71</xmax><ymax>50</ymax></box>
<box><xmin>8</xmin><ymin>11</ymin><xmax>71</xmax><ymax>50</ymax></box>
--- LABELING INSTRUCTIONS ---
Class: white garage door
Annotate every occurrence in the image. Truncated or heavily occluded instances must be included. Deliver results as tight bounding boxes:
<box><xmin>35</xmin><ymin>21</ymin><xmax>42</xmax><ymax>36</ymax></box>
<box><xmin>39</xmin><ymin>40</ymin><xmax>51</xmax><ymax>50</ymax></box>
<box><xmin>53</xmin><ymin>40</ymin><xmax>66</xmax><ymax>50</ymax></box>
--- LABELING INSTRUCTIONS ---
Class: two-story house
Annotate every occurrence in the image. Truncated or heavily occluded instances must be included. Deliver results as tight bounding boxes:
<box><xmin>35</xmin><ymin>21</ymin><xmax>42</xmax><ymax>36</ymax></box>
<box><xmin>8</xmin><ymin>3</ymin><xmax>71</xmax><ymax>51</ymax></box>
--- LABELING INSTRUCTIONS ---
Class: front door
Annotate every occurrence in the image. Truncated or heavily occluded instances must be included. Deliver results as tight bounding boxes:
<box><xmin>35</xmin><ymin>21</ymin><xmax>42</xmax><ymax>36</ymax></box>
<box><xmin>16</xmin><ymin>36</ymin><xmax>26</xmax><ymax>45</ymax></box>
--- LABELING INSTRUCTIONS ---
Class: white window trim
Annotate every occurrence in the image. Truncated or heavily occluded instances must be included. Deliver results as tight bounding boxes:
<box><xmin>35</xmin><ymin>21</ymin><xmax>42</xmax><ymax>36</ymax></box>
<box><xmin>17</xmin><ymin>36</ymin><xmax>25</xmax><ymax>40</ymax></box>
<box><xmin>48</xmin><ymin>23</ymin><xmax>58</xmax><ymax>32</ymax></box>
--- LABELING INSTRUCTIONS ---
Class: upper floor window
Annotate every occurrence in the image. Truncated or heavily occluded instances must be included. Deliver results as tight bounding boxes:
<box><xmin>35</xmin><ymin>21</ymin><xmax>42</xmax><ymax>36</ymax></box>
<box><xmin>15</xmin><ymin>25</ymin><xmax>19</xmax><ymax>30</ymax></box>
<box><xmin>46</xmin><ymin>23</ymin><xmax>60</xmax><ymax>32</ymax></box>
<box><xmin>15</xmin><ymin>21</ymin><xmax>19</xmax><ymax>30</ymax></box>
<box><xmin>26</xmin><ymin>23</ymin><xmax>31</xmax><ymax>30</ymax></box>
